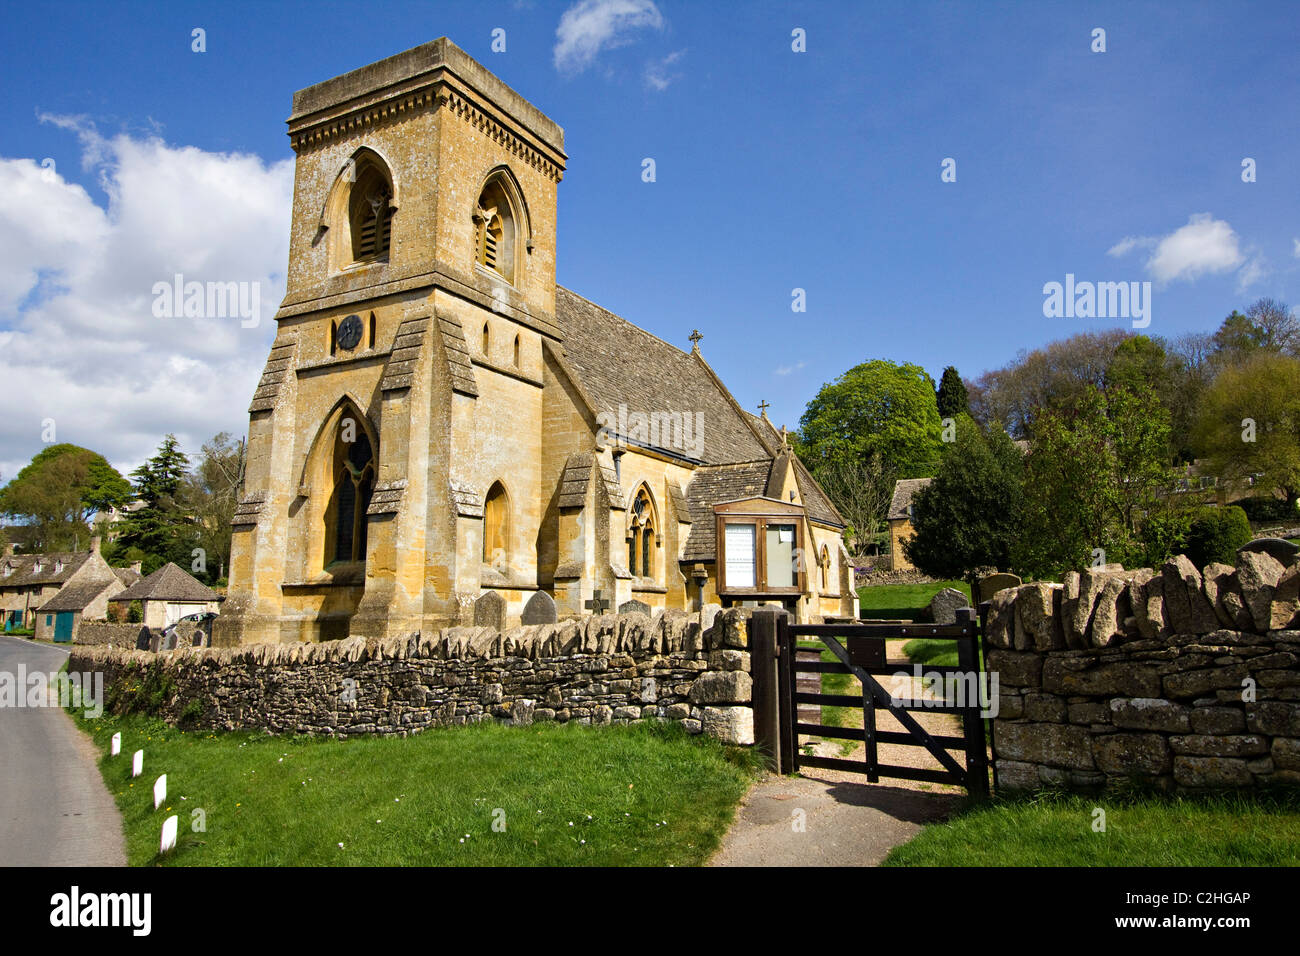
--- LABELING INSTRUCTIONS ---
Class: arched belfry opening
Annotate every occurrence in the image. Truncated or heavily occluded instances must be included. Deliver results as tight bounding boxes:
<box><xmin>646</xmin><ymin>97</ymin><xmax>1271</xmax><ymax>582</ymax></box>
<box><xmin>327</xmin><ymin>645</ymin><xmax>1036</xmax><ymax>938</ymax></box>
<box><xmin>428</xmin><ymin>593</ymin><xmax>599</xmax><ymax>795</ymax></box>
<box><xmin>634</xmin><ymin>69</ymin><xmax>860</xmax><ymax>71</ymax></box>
<box><xmin>323</xmin><ymin>148</ymin><xmax>397</xmax><ymax>270</ymax></box>
<box><xmin>472</xmin><ymin>168</ymin><xmax>529</xmax><ymax>285</ymax></box>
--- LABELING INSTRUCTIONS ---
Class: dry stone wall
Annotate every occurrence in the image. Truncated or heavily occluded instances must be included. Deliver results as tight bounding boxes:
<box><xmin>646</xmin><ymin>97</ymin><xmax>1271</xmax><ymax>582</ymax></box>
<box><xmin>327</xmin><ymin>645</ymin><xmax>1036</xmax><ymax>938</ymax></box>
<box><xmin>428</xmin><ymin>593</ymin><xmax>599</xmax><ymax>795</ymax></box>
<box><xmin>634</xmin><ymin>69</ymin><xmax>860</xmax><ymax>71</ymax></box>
<box><xmin>987</xmin><ymin>554</ymin><xmax>1300</xmax><ymax>792</ymax></box>
<box><xmin>70</xmin><ymin>607</ymin><xmax>757</xmax><ymax>745</ymax></box>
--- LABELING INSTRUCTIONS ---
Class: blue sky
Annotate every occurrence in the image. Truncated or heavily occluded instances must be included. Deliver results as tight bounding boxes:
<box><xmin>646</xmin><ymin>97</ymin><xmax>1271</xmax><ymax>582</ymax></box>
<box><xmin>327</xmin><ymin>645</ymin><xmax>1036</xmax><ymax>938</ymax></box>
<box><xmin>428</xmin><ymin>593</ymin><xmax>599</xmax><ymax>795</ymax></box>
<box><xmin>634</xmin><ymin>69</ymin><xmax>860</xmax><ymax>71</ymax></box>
<box><xmin>0</xmin><ymin>0</ymin><xmax>1297</xmax><ymax>476</ymax></box>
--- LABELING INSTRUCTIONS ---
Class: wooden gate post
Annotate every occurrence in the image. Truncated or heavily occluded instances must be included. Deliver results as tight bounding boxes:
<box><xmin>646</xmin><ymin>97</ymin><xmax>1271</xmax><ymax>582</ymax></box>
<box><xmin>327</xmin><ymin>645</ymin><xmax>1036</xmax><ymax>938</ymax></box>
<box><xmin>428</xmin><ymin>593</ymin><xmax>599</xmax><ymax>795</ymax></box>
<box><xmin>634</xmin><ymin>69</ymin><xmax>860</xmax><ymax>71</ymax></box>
<box><xmin>750</xmin><ymin>608</ymin><xmax>783</xmax><ymax>773</ymax></box>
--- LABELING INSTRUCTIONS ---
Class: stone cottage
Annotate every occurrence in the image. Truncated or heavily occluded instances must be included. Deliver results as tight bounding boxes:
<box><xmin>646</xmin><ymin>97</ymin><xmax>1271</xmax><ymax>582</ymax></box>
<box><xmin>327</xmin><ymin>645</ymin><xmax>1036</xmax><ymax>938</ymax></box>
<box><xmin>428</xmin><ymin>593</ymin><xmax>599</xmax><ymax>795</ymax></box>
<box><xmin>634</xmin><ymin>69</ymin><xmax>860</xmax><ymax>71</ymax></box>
<box><xmin>32</xmin><ymin>550</ymin><xmax>141</xmax><ymax>642</ymax></box>
<box><xmin>109</xmin><ymin>562</ymin><xmax>221</xmax><ymax>630</ymax></box>
<box><xmin>215</xmin><ymin>38</ymin><xmax>854</xmax><ymax>646</ymax></box>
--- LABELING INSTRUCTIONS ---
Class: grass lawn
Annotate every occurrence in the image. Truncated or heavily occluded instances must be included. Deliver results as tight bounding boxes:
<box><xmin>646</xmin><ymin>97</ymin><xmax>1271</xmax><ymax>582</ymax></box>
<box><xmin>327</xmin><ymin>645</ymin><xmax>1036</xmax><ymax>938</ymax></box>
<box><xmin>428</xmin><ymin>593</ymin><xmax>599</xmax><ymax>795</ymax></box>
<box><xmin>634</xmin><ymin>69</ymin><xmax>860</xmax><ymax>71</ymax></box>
<box><xmin>73</xmin><ymin>712</ymin><xmax>762</xmax><ymax>867</ymax></box>
<box><xmin>883</xmin><ymin>789</ymin><xmax>1300</xmax><ymax>866</ymax></box>
<box><xmin>858</xmin><ymin>579</ymin><xmax>972</xmax><ymax>667</ymax></box>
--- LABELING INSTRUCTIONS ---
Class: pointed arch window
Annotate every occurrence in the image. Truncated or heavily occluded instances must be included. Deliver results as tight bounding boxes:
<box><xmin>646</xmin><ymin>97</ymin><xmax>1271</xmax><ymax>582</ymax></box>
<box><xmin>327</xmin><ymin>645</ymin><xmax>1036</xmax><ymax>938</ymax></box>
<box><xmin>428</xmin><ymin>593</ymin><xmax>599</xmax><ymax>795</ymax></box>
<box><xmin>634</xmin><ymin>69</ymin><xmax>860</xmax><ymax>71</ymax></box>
<box><xmin>513</xmin><ymin>334</ymin><xmax>521</xmax><ymax>368</ymax></box>
<box><xmin>349</xmin><ymin>163</ymin><xmax>393</xmax><ymax>263</ymax></box>
<box><xmin>482</xmin><ymin>321</ymin><xmax>490</xmax><ymax>358</ymax></box>
<box><xmin>483</xmin><ymin>481</ymin><xmax>510</xmax><ymax>570</ymax></box>
<box><xmin>325</xmin><ymin>421</ymin><xmax>375</xmax><ymax>566</ymax></box>
<box><xmin>473</xmin><ymin>176</ymin><xmax>519</xmax><ymax>284</ymax></box>
<box><xmin>627</xmin><ymin>486</ymin><xmax>657</xmax><ymax>578</ymax></box>
<box><xmin>820</xmin><ymin>545</ymin><xmax>830</xmax><ymax>592</ymax></box>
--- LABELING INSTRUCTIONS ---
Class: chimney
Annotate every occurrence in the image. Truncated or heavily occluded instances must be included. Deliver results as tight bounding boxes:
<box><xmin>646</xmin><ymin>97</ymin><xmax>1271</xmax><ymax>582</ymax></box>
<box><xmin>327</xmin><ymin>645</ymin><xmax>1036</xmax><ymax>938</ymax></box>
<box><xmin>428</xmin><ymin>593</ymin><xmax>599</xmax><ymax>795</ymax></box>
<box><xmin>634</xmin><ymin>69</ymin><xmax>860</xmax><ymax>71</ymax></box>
<box><xmin>90</xmin><ymin>535</ymin><xmax>102</xmax><ymax>555</ymax></box>
<box><xmin>4</xmin><ymin>543</ymin><xmax>14</xmax><ymax>557</ymax></box>
<box><xmin>131</xmin><ymin>561</ymin><xmax>143</xmax><ymax>575</ymax></box>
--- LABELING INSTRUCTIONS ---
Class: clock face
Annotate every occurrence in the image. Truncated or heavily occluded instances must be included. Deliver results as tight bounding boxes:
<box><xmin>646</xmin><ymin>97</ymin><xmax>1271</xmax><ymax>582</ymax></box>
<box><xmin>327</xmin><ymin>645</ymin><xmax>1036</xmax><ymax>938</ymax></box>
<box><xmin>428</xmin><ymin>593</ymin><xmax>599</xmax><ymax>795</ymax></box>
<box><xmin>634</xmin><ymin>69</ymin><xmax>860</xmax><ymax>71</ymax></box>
<box><xmin>337</xmin><ymin>314</ymin><xmax>363</xmax><ymax>351</ymax></box>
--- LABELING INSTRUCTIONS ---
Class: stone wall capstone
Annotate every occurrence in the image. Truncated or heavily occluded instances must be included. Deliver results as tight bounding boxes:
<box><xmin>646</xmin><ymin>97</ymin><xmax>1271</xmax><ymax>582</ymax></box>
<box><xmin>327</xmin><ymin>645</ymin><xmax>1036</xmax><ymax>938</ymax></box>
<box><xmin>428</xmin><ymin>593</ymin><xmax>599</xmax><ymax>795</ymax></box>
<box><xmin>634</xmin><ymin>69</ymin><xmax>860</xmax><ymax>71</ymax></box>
<box><xmin>71</xmin><ymin>607</ymin><xmax>758</xmax><ymax>746</ymax></box>
<box><xmin>986</xmin><ymin>555</ymin><xmax>1300</xmax><ymax>792</ymax></box>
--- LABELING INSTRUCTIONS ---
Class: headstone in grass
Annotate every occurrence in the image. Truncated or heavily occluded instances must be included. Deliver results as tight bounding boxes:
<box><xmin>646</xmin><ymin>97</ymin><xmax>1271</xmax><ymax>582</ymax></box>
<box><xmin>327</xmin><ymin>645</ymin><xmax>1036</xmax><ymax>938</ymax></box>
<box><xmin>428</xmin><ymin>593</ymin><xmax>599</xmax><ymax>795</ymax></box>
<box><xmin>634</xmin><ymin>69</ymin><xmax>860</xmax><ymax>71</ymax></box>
<box><xmin>110</xmin><ymin>732</ymin><xmax>121</xmax><ymax>756</ymax></box>
<box><xmin>926</xmin><ymin>587</ymin><xmax>971</xmax><ymax>625</ymax></box>
<box><xmin>521</xmin><ymin>590</ymin><xmax>558</xmax><ymax>625</ymax></box>
<box><xmin>474</xmin><ymin>590</ymin><xmax>506</xmax><ymax>629</ymax></box>
<box><xmin>618</xmin><ymin>599</ymin><xmax>651</xmax><ymax>616</ymax></box>
<box><xmin>132</xmin><ymin>750</ymin><xmax>143</xmax><ymax>778</ymax></box>
<box><xmin>1239</xmin><ymin>537</ymin><xmax>1300</xmax><ymax>566</ymax></box>
<box><xmin>976</xmin><ymin>572</ymin><xmax>1022</xmax><ymax>605</ymax></box>
<box><xmin>154</xmin><ymin>774</ymin><xmax>167</xmax><ymax>810</ymax></box>
<box><xmin>160</xmin><ymin>815</ymin><xmax>177</xmax><ymax>854</ymax></box>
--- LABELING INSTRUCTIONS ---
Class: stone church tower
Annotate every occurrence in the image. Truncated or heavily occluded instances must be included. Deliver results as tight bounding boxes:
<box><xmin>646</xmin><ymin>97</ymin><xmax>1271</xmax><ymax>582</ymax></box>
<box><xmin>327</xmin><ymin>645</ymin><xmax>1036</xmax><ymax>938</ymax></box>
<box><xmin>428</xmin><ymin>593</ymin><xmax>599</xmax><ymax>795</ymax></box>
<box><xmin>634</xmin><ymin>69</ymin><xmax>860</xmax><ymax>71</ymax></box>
<box><xmin>215</xmin><ymin>39</ymin><xmax>854</xmax><ymax>646</ymax></box>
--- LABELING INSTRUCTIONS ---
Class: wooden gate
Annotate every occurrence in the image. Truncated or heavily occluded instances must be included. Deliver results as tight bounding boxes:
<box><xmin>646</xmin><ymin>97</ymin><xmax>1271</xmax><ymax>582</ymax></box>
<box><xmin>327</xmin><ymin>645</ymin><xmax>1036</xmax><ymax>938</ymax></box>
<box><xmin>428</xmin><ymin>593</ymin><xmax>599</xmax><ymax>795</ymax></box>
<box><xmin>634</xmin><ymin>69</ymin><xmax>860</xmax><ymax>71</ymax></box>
<box><xmin>751</xmin><ymin>608</ymin><xmax>990</xmax><ymax>799</ymax></box>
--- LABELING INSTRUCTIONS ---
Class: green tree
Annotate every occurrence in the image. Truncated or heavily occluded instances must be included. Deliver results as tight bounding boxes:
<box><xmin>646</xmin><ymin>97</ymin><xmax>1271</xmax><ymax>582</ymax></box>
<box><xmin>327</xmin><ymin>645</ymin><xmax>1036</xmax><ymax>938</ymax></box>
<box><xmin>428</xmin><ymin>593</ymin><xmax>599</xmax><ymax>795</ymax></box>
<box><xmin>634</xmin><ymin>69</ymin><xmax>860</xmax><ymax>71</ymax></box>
<box><xmin>1014</xmin><ymin>385</ymin><xmax>1174</xmax><ymax>577</ymax></box>
<box><xmin>935</xmin><ymin>366</ymin><xmax>969</xmax><ymax>419</ymax></box>
<box><xmin>902</xmin><ymin>415</ymin><xmax>1025</xmax><ymax>584</ymax></box>
<box><xmin>0</xmin><ymin>444</ymin><xmax>130</xmax><ymax>551</ymax></box>
<box><xmin>1193</xmin><ymin>351</ymin><xmax>1300</xmax><ymax>507</ymax></box>
<box><xmin>795</xmin><ymin>359</ymin><xmax>943</xmax><ymax>478</ymax></box>
<box><xmin>183</xmin><ymin>432</ymin><xmax>245</xmax><ymax>582</ymax></box>
<box><xmin>115</xmin><ymin>435</ymin><xmax>197</xmax><ymax>574</ymax></box>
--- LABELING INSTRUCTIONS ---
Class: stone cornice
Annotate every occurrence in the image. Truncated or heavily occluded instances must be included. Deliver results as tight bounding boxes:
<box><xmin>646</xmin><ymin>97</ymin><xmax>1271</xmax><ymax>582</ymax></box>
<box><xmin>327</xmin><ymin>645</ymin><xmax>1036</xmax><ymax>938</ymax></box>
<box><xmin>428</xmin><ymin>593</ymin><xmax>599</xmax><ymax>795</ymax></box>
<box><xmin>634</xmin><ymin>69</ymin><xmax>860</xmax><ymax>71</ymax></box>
<box><xmin>287</xmin><ymin>68</ymin><xmax>566</xmax><ymax>184</ymax></box>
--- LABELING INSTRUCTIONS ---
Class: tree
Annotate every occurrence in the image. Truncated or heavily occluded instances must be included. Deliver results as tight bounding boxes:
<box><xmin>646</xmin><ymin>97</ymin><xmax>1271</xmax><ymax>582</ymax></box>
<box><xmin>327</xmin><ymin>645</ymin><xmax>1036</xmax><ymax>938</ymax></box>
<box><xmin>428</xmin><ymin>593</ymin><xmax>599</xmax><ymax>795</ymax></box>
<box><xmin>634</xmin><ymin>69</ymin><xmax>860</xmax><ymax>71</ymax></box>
<box><xmin>1014</xmin><ymin>385</ymin><xmax>1175</xmax><ymax>577</ymax></box>
<box><xmin>935</xmin><ymin>366</ymin><xmax>969</xmax><ymax>418</ymax></box>
<box><xmin>114</xmin><ymin>435</ymin><xmax>197</xmax><ymax>574</ymax></box>
<box><xmin>811</xmin><ymin>456</ymin><xmax>896</xmax><ymax>556</ymax></box>
<box><xmin>1211</xmin><ymin>299</ymin><xmax>1300</xmax><ymax>365</ymax></box>
<box><xmin>0</xmin><ymin>444</ymin><xmax>130</xmax><ymax>551</ymax></box>
<box><xmin>795</xmin><ymin>359</ymin><xmax>943</xmax><ymax>478</ymax></box>
<box><xmin>1193</xmin><ymin>352</ymin><xmax>1300</xmax><ymax>507</ymax></box>
<box><xmin>183</xmin><ymin>432</ymin><xmax>245</xmax><ymax>582</ymax></box>
<box><xmin>903</xmin><ymin>415</ymin><xmax>1025</xmax><ymax>584</ymax></box>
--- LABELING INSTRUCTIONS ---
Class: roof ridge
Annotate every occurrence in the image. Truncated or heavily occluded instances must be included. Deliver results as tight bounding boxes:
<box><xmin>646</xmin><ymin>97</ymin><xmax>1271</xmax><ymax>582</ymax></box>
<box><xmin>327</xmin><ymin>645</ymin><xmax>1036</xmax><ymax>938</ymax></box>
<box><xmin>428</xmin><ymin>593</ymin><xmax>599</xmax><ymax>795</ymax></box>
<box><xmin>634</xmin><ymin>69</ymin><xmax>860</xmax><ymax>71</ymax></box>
<box><xmin>556</xmin><ymin>286</ymin><xmax>696</xmax><ymax>362</ymax></box>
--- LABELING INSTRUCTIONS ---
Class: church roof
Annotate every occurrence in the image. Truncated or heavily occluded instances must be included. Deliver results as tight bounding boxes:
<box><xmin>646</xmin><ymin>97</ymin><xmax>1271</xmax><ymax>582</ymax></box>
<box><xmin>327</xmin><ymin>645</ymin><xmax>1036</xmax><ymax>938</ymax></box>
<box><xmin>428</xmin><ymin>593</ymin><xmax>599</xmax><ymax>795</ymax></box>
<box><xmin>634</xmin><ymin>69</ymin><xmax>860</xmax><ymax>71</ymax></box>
<box><xmin>682</xmin><ymin>462</ymin><xmax>773</xmax><ymax>561</ymax></box>
<box><xmin>109</xmin><ymin>563</ymin><xmax>219</xmax><ymax>604</ymax></box>
<box><xmin>553</xmin><ymin>287</ymin><xmax>774</xmax><ymax>465</ymax></box>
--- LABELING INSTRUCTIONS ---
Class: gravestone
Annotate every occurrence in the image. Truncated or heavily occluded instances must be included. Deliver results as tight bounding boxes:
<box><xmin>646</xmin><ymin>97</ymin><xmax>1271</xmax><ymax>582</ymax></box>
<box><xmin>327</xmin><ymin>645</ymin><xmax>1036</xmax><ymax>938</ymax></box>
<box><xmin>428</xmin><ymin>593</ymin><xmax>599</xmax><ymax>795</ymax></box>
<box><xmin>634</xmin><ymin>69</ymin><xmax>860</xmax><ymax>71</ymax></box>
<box><xmin>926</xmin><ymin>587</ymin><xmax>971</xmax><ymax>625</ymax></box>
<box><xmin>1239</xmin><ymin>537</ymin><xmax>1300</xmax><ymax>565</ymax></box>
<box><xmin>474</xmin><ymin>591</ymin><xmax>506</xmax><ymax>629</ymax></box>
<box><xmin>135</xmin><ymin>628</ymin><xmax>151</xmax><ymax>651</ymax></box>
<box><xmin>618</xmin><ymin>599</ymin><xmax>651</xmax><ymax>616</ymax></box>
<box><xmin>521</xmin><ymin>590</ymin><xmax>558</xmax><ymax>625</ymax></box>
<box><xmin>584</xmin><ymin>590</ymin><xmax>610</xmax><ymax>615</ymax></box>
<box><xmin>976</xmin><ymin>572</ymin><xmax>1022</xmax><ymax>605</ymax></box>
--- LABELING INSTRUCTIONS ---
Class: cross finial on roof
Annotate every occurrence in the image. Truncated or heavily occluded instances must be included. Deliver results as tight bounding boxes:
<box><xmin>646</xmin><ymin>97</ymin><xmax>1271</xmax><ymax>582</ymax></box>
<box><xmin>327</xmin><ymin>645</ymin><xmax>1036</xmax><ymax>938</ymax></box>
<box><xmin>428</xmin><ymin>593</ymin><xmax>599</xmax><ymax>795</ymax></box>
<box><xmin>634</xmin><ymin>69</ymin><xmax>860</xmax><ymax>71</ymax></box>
<box><xmin>688</xmin><ymin>329</ymin><xmax>703</xmax><ymax>350</ymax></box>
<box><xmin>757</xmin><ymin>400</ymin><xmax>770</xmax><ymax>417</ymax></box>
<box><xmin>780</xmin><ymin>425</ymin><xmax>788</xmax><ymax>446</ymax></box>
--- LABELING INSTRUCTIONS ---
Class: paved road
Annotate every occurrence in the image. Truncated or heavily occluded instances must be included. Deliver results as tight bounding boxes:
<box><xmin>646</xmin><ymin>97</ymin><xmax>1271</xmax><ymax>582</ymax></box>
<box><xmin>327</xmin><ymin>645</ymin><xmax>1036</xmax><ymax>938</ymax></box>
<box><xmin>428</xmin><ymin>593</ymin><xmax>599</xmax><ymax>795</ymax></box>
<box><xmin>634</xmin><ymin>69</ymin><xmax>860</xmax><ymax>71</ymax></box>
<box><xmin>0</xmin><ymin>636</ymin><xmax>126</xmax><ymax>866</ymax></box>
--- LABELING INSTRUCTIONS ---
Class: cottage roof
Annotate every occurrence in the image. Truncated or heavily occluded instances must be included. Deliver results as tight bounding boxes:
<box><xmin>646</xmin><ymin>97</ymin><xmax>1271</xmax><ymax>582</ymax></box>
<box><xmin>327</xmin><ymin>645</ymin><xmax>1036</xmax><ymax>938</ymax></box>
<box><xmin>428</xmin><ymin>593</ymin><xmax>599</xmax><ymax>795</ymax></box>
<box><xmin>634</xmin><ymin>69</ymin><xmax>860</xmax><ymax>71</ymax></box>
<box><xmin>109</xmin><ymin>563</ymin><xmax>219</xmax><ymax>603</ymax></box>
<box><xmin>0</xmin><ymin>551</ymin><xmax>93</xmax><ymax>589</ymax></box>
<box><xmin>888</xmin><ymin>478</ymin><xmax>933</xmax><ymax>521</ymax></box>
<box><xmin>35</xmin><ymin>553</ymin><xmax>122</xmax><ymax>612</ymax></box>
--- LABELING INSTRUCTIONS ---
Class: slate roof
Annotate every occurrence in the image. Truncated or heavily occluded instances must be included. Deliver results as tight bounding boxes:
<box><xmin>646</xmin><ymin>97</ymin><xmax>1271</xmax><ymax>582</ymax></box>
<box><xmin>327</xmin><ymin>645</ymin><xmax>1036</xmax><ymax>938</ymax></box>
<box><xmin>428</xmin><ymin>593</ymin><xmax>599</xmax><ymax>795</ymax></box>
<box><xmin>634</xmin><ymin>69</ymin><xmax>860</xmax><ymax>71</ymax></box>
<box><xmin>109</xmin><ymin>563</ymin><xmax>219</xmax><ymax>603</ymax></box>
<box><xmin>888</xmin><ymin>478</ymin><xmax>933</xmax><ymax>521</ymax></box>
<box><xmin>0</xmin><ymin>551</ymin><xmax>93</xmax><ymax>589</ymax></box>
<box><xmin>553</xmin><ymin>287</ymin><xmax>772</xmax><ymax>465</ymax></box>
<box><xmin>35</xmin><ymin>554</ymin><xmax>123</xmax><ymax>612</ymax></box>
<box><xmin>682</xmin><ymin>461</ymin><xmax>774</xmax><ymax>561</ymax></box>
<box><xmin>113</xmin><ymin>567</ymin><xmax>143</xmax><ymax>587</ymax></box>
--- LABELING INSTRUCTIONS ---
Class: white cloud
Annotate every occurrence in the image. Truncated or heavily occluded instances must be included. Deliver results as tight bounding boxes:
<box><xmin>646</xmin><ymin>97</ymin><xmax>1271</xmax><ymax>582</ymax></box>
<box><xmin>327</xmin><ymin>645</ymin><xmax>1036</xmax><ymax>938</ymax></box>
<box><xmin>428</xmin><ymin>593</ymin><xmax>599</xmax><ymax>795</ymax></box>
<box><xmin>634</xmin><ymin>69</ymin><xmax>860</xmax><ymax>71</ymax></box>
<box><xmin>554</xmin><ymin>0</ymin><xmax>664</xmax><ymax>74</ymax></box>
<box><xmin>0</xmin><ymin>118</ymin><xmax>293</xmax><ymax>482</ymax></box>
<box><xmin>774</xmin><ymin>361</ymin><xmax>806</xmax><ymax>377</ymax></box>
<box><xmin>1108</xmin><ymin>213</ymin><xmax>1246</xmax><ymax>286</ymax></box>
<box><xmin>1236</xmin><ymin>253</ymin><xmax>1267</xmax><ymax>292</ymax></box>
<box><xmin>644</xmin><ymin>49</ymin><xmax>685</xmax><ymax>91</ymax></box>
<box><xmin>1293</xmin><ymin>237</ymin><xmax>1300</xmax><ymax>258</ymax></box>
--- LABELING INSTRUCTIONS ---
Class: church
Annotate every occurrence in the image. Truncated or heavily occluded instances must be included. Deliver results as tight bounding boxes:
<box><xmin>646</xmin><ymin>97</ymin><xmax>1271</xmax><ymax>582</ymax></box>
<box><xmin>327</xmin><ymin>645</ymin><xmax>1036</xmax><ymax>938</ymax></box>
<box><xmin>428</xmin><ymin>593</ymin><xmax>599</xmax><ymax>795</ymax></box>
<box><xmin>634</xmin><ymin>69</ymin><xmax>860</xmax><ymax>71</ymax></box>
<box><xmin>214</xmin><ymin>38</ymin><xmax>855</xmax><ymax>646</ymax></box>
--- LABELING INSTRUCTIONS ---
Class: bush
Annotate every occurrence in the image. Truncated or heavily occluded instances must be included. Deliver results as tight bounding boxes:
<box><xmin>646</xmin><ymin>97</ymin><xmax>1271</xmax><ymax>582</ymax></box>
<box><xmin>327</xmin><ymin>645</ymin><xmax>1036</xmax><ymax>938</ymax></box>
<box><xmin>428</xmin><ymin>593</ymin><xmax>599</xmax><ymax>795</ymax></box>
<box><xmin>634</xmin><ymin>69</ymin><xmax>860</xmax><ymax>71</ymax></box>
<box><xmin>1238</xmin><ymin>497</ymin><xmax>1298</xmax><ymax>525</ymax></box>
<box><xmin>1184</xmin><ymin>506</ymin><xmax>1252</xmax><ymax>567</ymax></box>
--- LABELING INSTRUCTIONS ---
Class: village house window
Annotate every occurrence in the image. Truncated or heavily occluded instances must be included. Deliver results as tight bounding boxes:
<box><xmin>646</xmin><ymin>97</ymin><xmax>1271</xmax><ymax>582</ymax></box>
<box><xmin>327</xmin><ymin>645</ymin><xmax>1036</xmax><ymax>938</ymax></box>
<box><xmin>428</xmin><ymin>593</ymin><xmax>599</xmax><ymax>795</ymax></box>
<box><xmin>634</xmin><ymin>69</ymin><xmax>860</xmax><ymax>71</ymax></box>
<box><xmin>714</xmin><ymin>501</ymin><xmax>806</xmax><ymax>597</ymax></box>
<box><xmin>349</xmin><ymin>163</ymin><xmax>393</xmax><ymax>262</ymax></box>
<box><xmin>627</xmin><ymin>486</ymin><xmax>656</xmax><ymax>577</ymax></box>
<box><xmin>326</xmin><ymin>427</ymin><xmax>375</xmax><ymax>566</ymax></box>
<box><xmin>482</xmin><ymin>482</ymin><xmax>510</xmax><ymax>570</ymax></box>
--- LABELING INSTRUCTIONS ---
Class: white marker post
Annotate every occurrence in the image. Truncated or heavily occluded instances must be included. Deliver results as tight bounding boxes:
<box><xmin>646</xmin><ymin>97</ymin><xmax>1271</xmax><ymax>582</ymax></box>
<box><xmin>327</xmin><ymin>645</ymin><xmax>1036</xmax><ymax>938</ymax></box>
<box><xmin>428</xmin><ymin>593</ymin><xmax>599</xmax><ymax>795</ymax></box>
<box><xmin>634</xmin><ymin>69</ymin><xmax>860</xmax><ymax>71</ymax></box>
<box><xmin>132</xmin><ymin>750</ymin><xmax>143</xmax><ymax>778</ymax></box>
<box><xmin>160</xmin><ymin>815</ymin><xmax>178</xmax><ymax>854</ymax></box>
<box><xmin>110</xmin><ymin>732</ymin><xmax>121</xmax><ymax>756</ymax></box>
<box><xmin>154</xmin><ymin>774</ymin><xmax>167</xmax><ymax>810</ymax></box>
